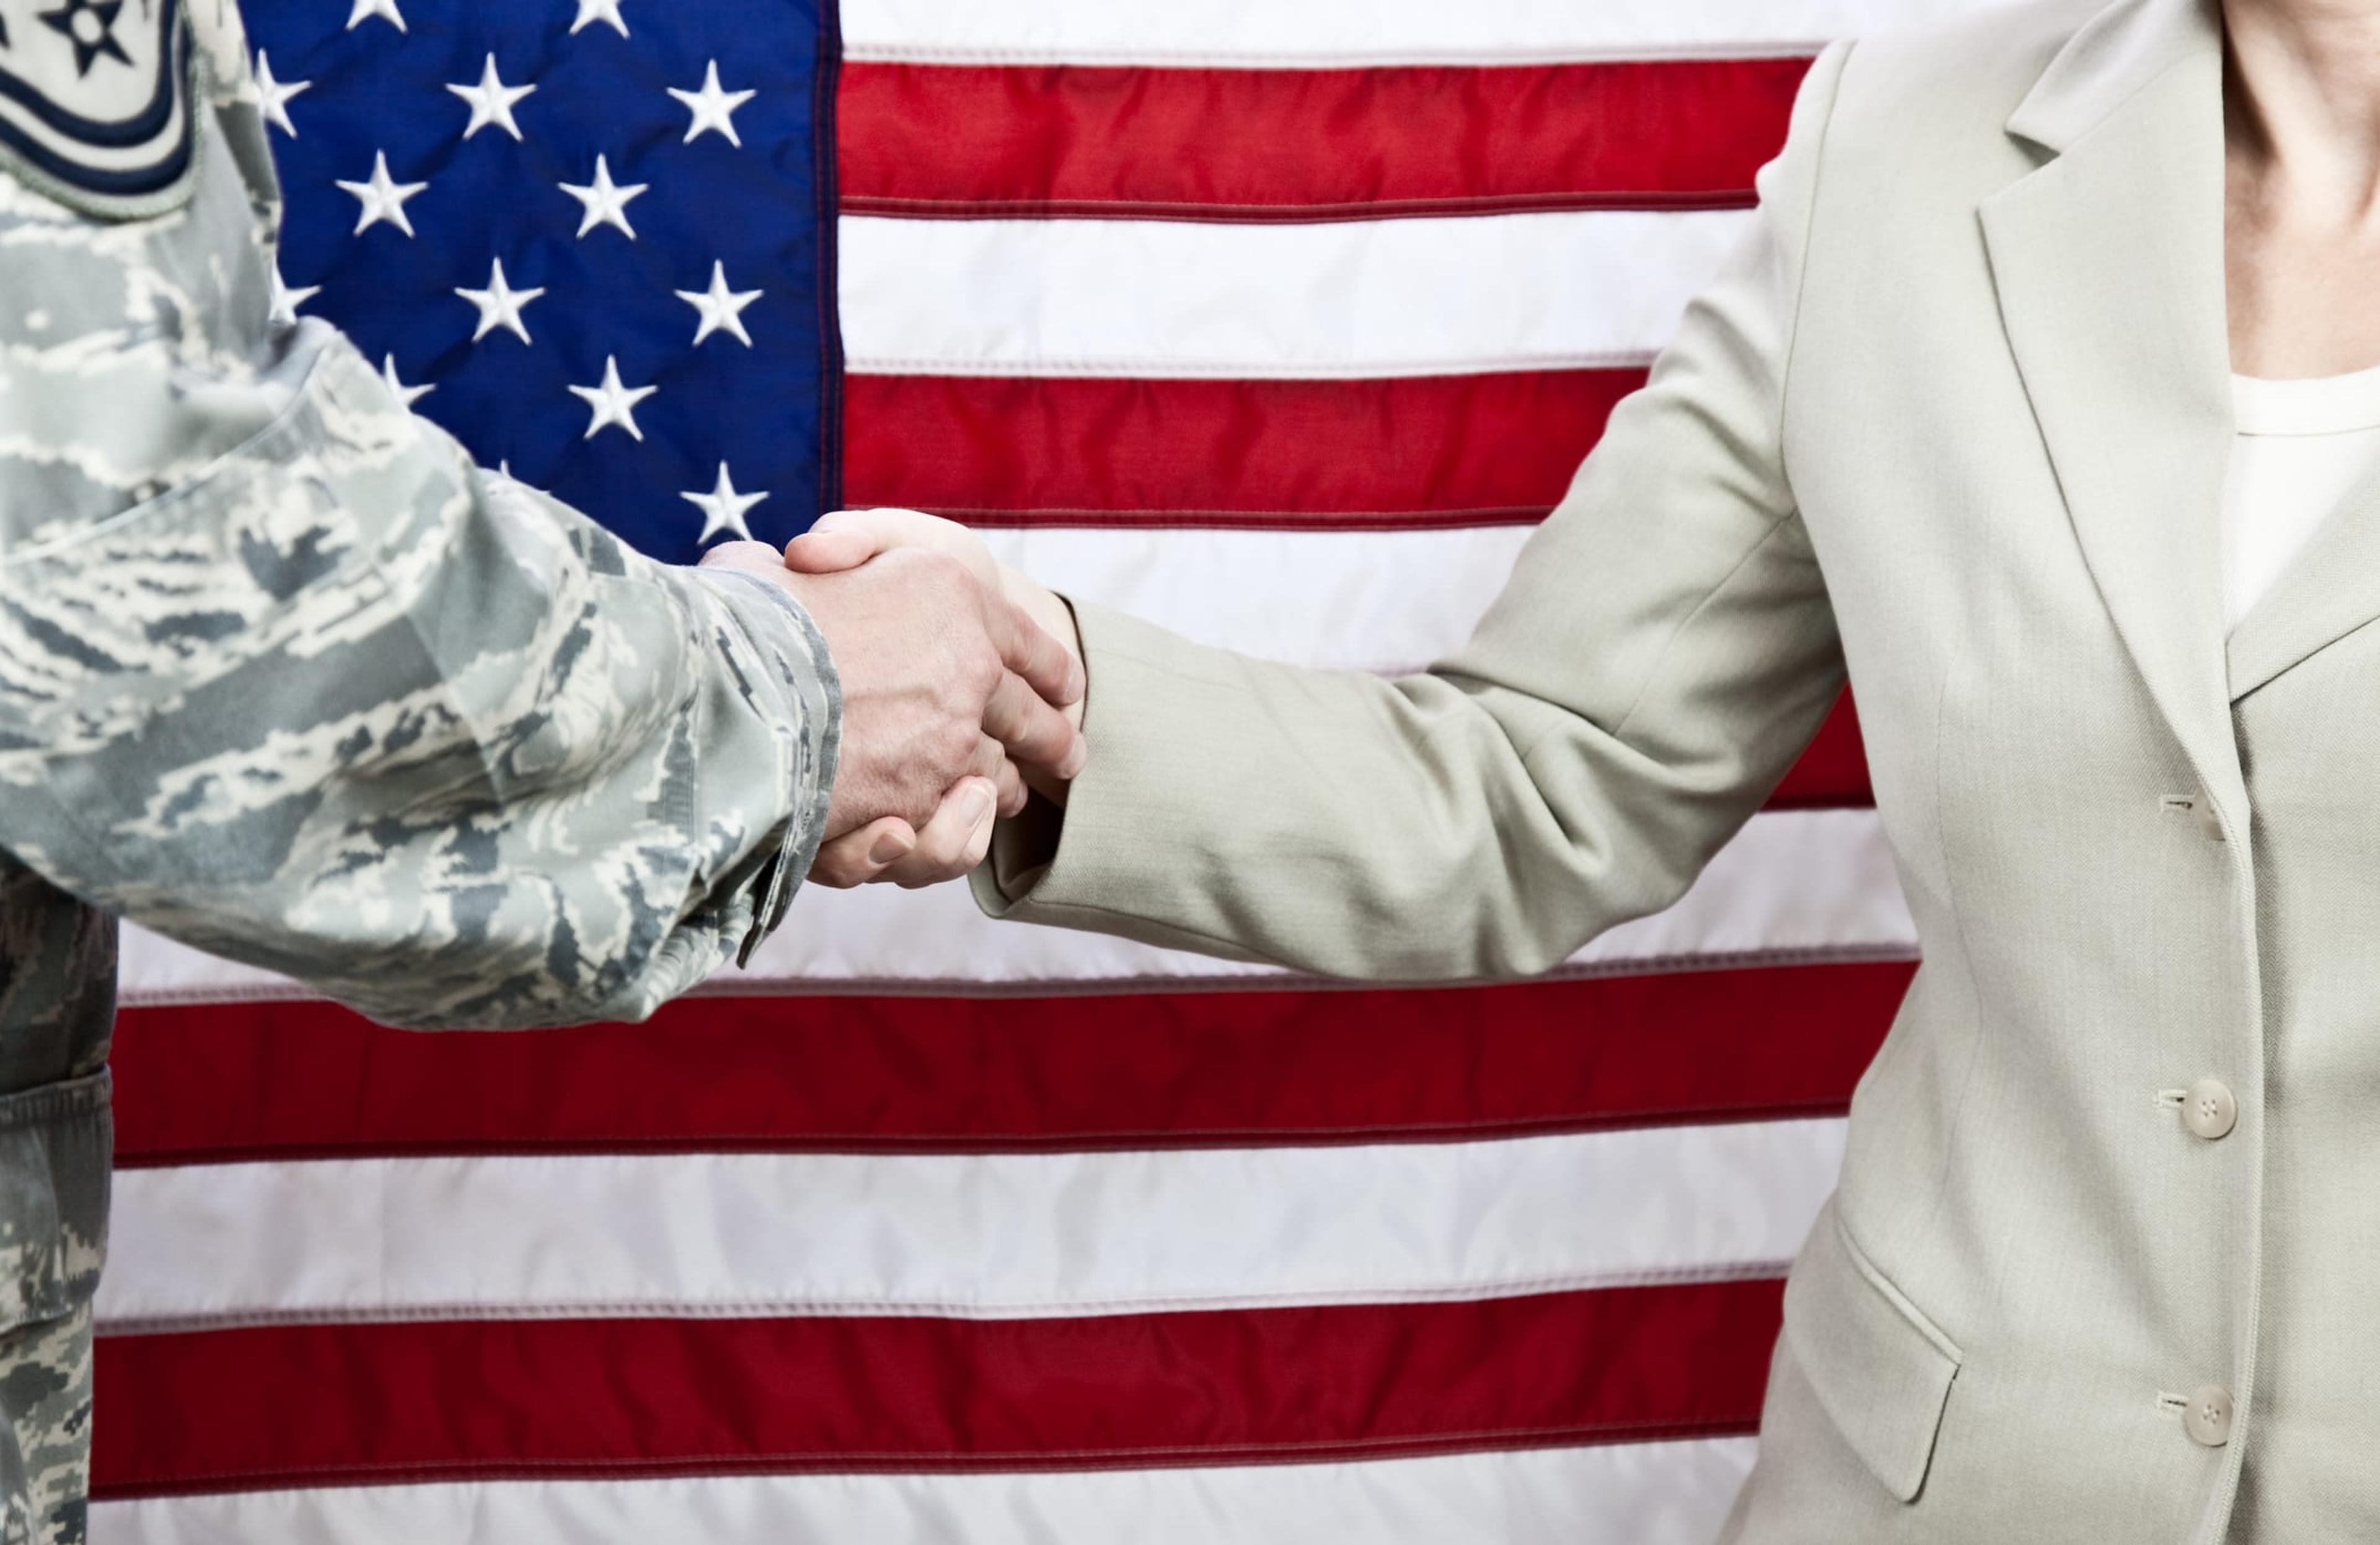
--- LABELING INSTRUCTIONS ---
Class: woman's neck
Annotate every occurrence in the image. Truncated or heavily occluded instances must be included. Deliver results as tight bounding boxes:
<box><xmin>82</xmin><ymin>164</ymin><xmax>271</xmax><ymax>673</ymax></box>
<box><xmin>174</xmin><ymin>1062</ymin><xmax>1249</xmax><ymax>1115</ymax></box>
<box><xmin>2223</xmin><ymin>0</ymin><xmax>2380</xmax><ymax>210</ymax></box>
<box><xmin>2222</xmin><ymin>0</ymin><xmax>2380</xmax><ymax>375</ymax></box>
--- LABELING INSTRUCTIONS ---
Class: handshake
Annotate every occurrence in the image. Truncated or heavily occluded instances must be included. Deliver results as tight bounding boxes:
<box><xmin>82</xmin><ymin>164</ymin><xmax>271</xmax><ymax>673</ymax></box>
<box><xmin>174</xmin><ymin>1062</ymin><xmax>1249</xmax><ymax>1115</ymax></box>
<box><xmin>700</xmin><ymin>508</ymin><xmax>1085</xmax><ymax>889</ymax></box>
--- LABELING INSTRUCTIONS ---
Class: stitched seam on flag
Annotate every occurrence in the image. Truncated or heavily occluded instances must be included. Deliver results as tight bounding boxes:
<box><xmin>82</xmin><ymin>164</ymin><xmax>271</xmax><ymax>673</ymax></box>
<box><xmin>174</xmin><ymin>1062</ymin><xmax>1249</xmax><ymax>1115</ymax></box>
<box><xmin>92</xmin><ymin>1425</ymin><xmax>1774</xmax><ymax>1502</ymax></box>
<box><xmin>86</xmin><ymin>1441</ymin><xmax>1771</xmax><ymax>1509</ymax></box>
<box><xmin>836</xmin><ymin>193</ymin><xmax>1761</xmax><ymax>223</ymax></box>
<box><xmin>887</xmin><ymin>507</ymin><xmax>1557</xmax><ymax>529</ymax></box>
<box><xmin>836</xmin><ymin>45</ymin><xmax>1831</xmax><ymax>69</ymax></box>
<box><xmin>839</xmin><ymin>353</ymin><xmax>1659</xmax><ymax>381</ymax></box>
<box><xmin>92</xmin><ymin>1259</ymin><xmax>1800</xmax><ymax>1335</ymax></box>
<box><xmin>91</xmin><ymin>1420</ymin><xmax>1772</xmax><ymax>1495</ymax></box>
<box><xmin>108</xmin><ymin>939</ymin><xmax>1918</xmax><ymax>1008</ymax></box>
<box><xmin>114</xmin><ymin>1100</ymin><xmax>1859</xmax><ymax>1169</ymax></box>
<box><xmin>813</xmin><ymin>0</ymin><xmax>847</xmax><ymax>515</ymax></box>
<box><xmin>702</xmin><ymin>939</ymin><xmax>1916</xmax><ymax>993</ymax></box>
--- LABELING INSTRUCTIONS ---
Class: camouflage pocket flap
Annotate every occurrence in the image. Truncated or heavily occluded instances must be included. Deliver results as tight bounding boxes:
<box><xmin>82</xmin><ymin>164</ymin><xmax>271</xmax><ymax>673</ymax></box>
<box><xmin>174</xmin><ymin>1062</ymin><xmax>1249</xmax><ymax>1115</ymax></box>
<box><xmin>0</xmin><ymin>1071</ymin><xmax>109</xmax><ymax>1330</ymax></box>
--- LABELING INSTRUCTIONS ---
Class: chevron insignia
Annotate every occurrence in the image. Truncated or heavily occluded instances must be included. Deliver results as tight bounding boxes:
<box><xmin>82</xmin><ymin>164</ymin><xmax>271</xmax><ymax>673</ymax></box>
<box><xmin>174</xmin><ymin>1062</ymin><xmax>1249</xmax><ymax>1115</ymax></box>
<box><xmin>0</xmin><ymin>0</ymin><xmax>192</xmax><ymax>211</ymax></box>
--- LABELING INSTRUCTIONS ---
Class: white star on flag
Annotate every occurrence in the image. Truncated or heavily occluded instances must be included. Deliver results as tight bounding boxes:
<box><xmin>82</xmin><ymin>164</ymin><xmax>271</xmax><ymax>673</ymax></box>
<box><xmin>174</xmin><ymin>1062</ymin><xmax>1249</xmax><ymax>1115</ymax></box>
<box><xmin>675</xmin><ymin>261</ymin><xmax>761</xmax><ymax>347</ymax></box>
<box><xmin>252</xmin><ymin>51</ymin><xmax>308</xmax><ymax>136</ymax></box>
<box><xmin>344</xmin><ymin>0</ymin><xmax>404</xmax><ymax>32</ymax></box>
<box><xmin>335</xmin><ymin>151</ymin><xmax>427</xmax><ymax>237</ymax></box>
<box><xmin>682</xmin><ymin>462</ymin><xmax>767</xmax><ymax>544</ymax></box>
<box><xmin>568</xmin><ymin>356</ymin><xmax>657</xmax><ymax>441</ymax></box>
<box><xmin>447</xmin><ymin>55</ymin><xmax>535</xmax><ymax>141</ymax></box>
<box><xmin>456</xmin><ymin>259</ymin><xmax>545</xmax><ymax>344</ymax></box>
<box><xmin>380</xmin><ymin>355</ymin><xmax>433</xmax><ymax>407</ymax></box>
<box><xmin>270</xmin><ymin>264</ymin><xmax>318</xmax><ymax>324</ymax></box>
<box><xmin>559</xmin><ymin>154</ymin><xmax>648</xmax><ymax>240</ymax></box>
<box><xmin>569</xmin><ymin>0</ymin><xmax>627</xmax><ymax>37</ymax></box>
<box><xmin>668</xmin><ymin>61</ymin><xmax>754</xmax><ymax>147</ymax></box>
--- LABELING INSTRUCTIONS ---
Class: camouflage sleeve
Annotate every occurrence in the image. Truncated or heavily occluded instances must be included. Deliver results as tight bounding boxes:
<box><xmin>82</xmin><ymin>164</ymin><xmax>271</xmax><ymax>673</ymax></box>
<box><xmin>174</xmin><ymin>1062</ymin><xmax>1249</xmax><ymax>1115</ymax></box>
<box><xmin>0</xmin><ymin>122</ymin><xmax>840</xmax><ymax>1030</ymax></box>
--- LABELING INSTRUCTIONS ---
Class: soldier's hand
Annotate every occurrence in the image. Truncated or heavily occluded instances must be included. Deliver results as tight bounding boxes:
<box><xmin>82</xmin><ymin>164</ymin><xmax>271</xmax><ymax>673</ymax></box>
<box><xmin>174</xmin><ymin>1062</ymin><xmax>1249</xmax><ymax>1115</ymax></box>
<box><xmin>697</xmin><ymin>539</ymin><xmax>1085</xmax><ymax>887</ymax></box>
<box><xmin>784</xmin><ymin>511</ymin><xmax>1090</xmax><ymax>887</ymax></box>
<box><xmin>787</xmin><ymin>513</ymin><xmax>1086</xmax><ymax>762</ymax></box>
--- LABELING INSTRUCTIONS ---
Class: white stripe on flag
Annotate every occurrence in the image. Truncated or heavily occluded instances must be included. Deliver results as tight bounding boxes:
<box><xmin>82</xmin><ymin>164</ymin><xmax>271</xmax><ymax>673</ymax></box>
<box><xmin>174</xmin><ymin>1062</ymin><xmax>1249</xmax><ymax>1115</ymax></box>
<box><xmin>90</xmin><ymin>1441</ymin><xmax>1762</xmax><ymax>1545</ymax></box>
<box><xmin>115</xmin><ymin>807</ymin><xmax>1914</xmax><ymax>1005</ymax></box>
<box><xmin>841</xmin><ymin>0</ymin><xmax>1999</xmax><ymax>67</ymax></box>
<box><xmin>976</xmin><ymin>525</ymin><xmax>1536</xmax><ymax>675</ymax></box>
<box><xmin>837</xmin><ymin>211</ymin><xmax>1752</xmax><ymax>379</ymax></box>
<box><xmin>733</xmin><ymin>806</ymin><xmax>1908</xmax><ymax>989</ymax></box>
<box><xmin>96</xmin><ymin>1118</ymin><xmax>1843</xmax><ymax>1329</ymax></box>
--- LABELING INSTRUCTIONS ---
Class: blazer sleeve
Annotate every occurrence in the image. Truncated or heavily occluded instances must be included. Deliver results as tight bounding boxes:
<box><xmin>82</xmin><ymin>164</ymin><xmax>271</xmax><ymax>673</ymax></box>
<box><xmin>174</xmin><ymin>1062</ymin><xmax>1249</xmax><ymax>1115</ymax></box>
<box><xmin>969</xmin><ymin>38</ymin><xmax>1856</xmax><ymax>981</ymax></box>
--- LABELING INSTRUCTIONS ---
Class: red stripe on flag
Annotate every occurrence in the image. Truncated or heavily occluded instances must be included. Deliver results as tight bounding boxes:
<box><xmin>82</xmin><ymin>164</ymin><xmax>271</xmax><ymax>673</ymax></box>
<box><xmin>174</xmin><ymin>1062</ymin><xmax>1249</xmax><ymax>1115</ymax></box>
<box><xmin>837</xmin><ymin>60</ymin><xmax>1811</xmax><ymax>222</ymax></box>
<box><xmin>842</xmin><ymin>371</ymin><xmax>1636</xmax><ymax>529</ymax></box>
<box><xmin>1770</xmin><ymin>693</ymin><xmax>1869</xmax><ymax>810</ymax></box>
<box><xmin>110</xmin><ymin>960</ymin><xmax>1910</xmax><ymax>1167</ymax></box>
<box><xmin>92</xmin><ymin>1279</ymin><xmax>1783</xmax><ymax>1496</ymax></box>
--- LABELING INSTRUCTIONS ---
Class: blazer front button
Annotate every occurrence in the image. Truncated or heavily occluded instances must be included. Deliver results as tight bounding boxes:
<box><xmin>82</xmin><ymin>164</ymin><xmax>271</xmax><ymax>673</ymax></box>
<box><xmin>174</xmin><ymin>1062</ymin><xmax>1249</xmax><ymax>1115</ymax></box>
<box><xmin>2185</xmin><ymin>1078</ymin><xmax>2238</xmax><ymax>1140</ymax></box>
<box><xmin>2185</xmin><ymin>1385</ymin><xmax>2235</xmax><ymax>1446</ymax></box>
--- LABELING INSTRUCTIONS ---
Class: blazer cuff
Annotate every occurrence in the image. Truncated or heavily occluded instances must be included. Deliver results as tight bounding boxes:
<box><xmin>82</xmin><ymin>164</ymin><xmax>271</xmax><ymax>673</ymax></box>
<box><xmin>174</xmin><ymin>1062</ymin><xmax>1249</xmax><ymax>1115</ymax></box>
<box><xmin>967</xmin><ymin>599</ymin><xmax>1276</xmax><ymax>965</ymax></box>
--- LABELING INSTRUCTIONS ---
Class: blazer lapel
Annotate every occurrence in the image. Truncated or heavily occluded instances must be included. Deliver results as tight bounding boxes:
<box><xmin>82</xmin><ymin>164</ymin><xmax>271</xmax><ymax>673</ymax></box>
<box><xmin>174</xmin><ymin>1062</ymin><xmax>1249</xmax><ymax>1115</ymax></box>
<box><xmin>2225</xmin><ymin>449</ymin><xmax>2380</xmax><ymax>698</ymax></box>
<box><xmin>1977</xmin><ymin>0</ymin><xmax>2246</xmax><ymax>821</ymax></box>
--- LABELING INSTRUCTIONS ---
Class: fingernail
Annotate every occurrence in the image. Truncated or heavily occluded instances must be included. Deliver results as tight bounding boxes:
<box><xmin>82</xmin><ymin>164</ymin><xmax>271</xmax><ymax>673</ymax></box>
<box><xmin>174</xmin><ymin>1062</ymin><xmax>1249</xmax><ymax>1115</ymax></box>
<box><xmin>1059</xmin><ymin>734</ymin><xmax>1089</xmax><ymax>780</ymax></box>
<box><xmin>868</xmin><ymin>830</ymin><xmax>909</xmax><ymax>865</ymax></box>
<box><xmin>963</xmin><ymin>783</ymin><xmax>995</xmax><ymax>824</ymax></box>
<box><xmin>1066</xmin><ymin>660</ymin><xmax>1087</xmax><ymax>703</ymax></box>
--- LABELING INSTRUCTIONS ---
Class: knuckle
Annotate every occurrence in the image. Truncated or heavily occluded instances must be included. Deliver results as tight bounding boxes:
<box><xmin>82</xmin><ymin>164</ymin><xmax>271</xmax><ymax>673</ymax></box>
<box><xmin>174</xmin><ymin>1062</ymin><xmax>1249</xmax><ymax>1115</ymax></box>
<box><xmin>959</xmin><ymin>641</ymin><xmax>1002</xmax><ymax>697</ymax></box>
<box><xmin>936</xmin><ymin>719</ymin><xmax>981</xmax><ymax>771</ymax></box>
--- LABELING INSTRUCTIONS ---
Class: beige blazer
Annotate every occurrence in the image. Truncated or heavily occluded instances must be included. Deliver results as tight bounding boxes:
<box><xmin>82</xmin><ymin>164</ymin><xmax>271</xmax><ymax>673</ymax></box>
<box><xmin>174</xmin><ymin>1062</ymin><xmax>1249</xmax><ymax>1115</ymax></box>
<box><xmin>973</xmin><ymin>0</ymin><xmax>2380</xmax><ymax>1536</ymax></box>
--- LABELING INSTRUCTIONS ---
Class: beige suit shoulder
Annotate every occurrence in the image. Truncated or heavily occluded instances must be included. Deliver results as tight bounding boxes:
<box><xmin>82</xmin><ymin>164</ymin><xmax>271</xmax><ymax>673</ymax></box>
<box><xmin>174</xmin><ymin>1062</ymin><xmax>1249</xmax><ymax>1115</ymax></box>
<box><xmin>1825</xmin><ymin>0</ymin><xmax>2096</xmax><ymax>172</ymax></box>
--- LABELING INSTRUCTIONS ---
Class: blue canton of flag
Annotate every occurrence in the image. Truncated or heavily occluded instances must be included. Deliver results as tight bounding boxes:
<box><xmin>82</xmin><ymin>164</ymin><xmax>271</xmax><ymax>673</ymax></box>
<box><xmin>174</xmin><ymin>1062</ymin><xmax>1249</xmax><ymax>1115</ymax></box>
<box><xmin>246</xmin><ymin>0</ymin><xmax>842</xmax><ymax>564</ymax></box>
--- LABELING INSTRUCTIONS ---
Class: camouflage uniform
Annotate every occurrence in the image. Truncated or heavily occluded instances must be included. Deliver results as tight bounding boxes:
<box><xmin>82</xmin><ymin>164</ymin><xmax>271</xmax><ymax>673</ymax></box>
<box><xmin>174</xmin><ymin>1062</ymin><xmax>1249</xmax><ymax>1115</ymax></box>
<box><xmin>0</xmin><ymin>2</ymin><xmax>841</xmax><ymax>1536</ymax></box>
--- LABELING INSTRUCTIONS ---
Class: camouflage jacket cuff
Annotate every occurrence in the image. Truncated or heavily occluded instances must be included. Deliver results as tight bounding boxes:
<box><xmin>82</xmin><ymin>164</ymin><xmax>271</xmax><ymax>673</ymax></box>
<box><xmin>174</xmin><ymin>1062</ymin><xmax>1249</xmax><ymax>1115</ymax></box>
<box><xmin>685</xmin><ymin>568</ymin><xmax>842</xmax><ymax>967</ymax></box>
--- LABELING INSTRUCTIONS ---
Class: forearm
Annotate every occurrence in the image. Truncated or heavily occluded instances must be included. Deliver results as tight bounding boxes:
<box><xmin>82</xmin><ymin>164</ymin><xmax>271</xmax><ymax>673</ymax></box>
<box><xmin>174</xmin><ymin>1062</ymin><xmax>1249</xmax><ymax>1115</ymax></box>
<box><xmin>974</xmin><ymin>582</ymin><xmax>1841</xmax><ymax>981</ymax></box>
<box><xmin>0</xmin><ymin>334</ymin><xmax>837</xmax><ymax>1029</ymax></box>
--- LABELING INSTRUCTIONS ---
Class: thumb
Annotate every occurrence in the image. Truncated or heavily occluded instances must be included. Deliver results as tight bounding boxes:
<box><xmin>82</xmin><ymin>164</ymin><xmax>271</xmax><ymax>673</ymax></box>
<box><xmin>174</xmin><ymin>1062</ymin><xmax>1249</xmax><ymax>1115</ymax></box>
<box><xmin>782</xmin><ymin>515</ymin><xmax>885</xmax><ymax>575</ymax></box>
<box><xmin>787</xmin><ymin>507</ymin><xmax>992</xmax><ymax>578</ymax></box>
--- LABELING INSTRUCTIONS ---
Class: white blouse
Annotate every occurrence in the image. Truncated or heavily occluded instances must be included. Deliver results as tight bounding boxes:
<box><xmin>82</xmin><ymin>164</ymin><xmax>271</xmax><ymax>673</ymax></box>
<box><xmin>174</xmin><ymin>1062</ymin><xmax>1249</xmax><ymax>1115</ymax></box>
<box><xmin>2222</xmin><ymin>360</ymin><xmax>2380</xmax><ymax>632</ymax></box>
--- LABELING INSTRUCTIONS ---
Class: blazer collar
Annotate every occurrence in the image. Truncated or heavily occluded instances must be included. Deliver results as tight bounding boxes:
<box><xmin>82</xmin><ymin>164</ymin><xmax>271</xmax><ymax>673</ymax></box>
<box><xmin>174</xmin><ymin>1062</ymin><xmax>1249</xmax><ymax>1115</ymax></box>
<box><xmin>1978</xmin><ymin>0</ymin><xmax>2249</xmax><ymax>826</ymax></box>
<box><xmin>2004</xmin><ymin>0</ymin><xmax>2221</xmax><ymax>153</ymax></box>
<box><xmin>2226</xmin><ymin>435</ymin><xmax>2380</xmax><ymax>699</ymax></box>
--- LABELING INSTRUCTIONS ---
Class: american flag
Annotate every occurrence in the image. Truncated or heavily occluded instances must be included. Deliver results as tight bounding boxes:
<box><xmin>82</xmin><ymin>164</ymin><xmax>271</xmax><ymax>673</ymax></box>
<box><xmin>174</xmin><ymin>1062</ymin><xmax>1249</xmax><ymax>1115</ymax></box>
<box><xmin>92</xmin><ymin>0</ymin><xmax>1979</xmax><ymax>1538</ymax></box>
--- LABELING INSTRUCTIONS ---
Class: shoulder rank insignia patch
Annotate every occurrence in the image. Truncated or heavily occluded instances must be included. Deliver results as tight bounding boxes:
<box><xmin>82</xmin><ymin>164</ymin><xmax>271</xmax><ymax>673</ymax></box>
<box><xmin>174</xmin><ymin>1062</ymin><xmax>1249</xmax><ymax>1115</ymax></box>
<box><xmin>0</xmin><ymin>0</ymin><xmax>193</xmax><ymax>214</ymax></box>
